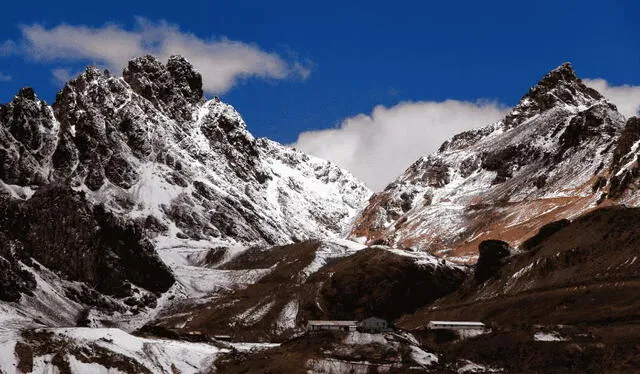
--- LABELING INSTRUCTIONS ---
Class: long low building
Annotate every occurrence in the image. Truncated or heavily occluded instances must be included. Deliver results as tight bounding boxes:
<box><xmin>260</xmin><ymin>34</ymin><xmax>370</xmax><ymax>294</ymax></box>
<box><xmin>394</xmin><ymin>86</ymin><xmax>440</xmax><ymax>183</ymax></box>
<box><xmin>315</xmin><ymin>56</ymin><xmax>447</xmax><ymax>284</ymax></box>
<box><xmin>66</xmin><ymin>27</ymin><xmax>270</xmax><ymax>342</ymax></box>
<box><xmin>307</xmin><ymin>320</ymin><xmax>358</xmax><ymax>332</ymax></box>
<box><xmin>427</xmin><ymin>321</ymin><xmax>485</xmax><ymax>330</ymax></box>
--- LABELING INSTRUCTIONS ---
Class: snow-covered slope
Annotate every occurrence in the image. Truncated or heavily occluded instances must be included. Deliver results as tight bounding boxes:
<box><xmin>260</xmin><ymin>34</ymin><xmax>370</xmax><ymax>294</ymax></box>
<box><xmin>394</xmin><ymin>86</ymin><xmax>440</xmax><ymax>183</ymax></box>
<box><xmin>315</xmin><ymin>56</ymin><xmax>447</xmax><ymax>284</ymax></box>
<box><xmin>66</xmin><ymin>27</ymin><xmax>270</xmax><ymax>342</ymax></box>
<box><xmin>351</xmin><ymin>63</ymin><xmax>630</xmax><ymax>261</ymax></box>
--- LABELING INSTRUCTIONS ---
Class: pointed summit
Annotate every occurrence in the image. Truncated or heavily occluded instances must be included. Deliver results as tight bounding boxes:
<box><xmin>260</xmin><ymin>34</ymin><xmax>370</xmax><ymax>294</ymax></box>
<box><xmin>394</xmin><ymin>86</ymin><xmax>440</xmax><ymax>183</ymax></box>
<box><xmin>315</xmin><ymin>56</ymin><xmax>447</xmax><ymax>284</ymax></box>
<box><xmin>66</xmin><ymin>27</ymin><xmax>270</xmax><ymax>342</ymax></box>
<box><xmin>537</xmin><ymin>62</ymin><xmax>579</xmax><ymax>87</ymax></box>
<box><xmin>16</xmin><ymin>87</ymin><xmax>38</xmax><ymax>101</ymax></box>
<box><xmin>504</xmin><ymin>62</ymin><xmax>606</xmax><ymax>128</ymax></box>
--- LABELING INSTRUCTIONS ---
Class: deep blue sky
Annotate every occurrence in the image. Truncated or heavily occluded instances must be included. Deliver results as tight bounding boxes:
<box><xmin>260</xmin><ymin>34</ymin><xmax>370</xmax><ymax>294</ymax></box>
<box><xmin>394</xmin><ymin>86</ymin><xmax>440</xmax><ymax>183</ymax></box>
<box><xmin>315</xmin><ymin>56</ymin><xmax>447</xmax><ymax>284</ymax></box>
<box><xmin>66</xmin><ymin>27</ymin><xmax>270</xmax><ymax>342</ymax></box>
<box><xmin>0</xmin><ymin>0</ymin><xmax>638</xmax><ymax>143</ymax></box>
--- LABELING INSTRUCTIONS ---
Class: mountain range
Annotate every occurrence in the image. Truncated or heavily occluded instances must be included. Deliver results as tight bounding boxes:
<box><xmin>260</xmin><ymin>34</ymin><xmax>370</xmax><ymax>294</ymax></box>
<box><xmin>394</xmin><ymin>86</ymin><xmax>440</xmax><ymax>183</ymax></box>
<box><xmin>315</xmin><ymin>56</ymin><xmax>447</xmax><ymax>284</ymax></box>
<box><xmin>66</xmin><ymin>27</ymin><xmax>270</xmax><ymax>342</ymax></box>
<box><xmin>0</xmin><ymin>56</ymin><xmax>639</xmax><ymax>373</ymax></box>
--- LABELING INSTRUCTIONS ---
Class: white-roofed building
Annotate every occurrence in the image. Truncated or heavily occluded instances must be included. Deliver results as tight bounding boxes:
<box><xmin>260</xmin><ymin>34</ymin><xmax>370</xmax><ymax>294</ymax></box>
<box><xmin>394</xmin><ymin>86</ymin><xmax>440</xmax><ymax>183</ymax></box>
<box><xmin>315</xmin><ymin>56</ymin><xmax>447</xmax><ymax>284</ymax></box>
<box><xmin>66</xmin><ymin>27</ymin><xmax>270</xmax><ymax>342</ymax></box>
<box><xmin>427</xmin><ymin>321</ymin><xmax>485</xmax><ymax>331</ymax></box>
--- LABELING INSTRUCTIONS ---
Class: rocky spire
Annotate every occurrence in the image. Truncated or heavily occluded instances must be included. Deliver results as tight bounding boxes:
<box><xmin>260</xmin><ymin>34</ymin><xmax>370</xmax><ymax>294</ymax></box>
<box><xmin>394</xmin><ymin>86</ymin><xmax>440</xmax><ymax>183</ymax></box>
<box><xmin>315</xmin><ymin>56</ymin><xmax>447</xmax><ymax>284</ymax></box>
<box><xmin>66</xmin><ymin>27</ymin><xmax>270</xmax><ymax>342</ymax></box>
<box><xmin>167</xmin><ymin>55</ymin><xmax>203</xmax><ymax>105</ymax></box>
<box><xmin>123</xmin><ymin>55</ymin><xmax>203</xmax><ymax>123</ymax></box>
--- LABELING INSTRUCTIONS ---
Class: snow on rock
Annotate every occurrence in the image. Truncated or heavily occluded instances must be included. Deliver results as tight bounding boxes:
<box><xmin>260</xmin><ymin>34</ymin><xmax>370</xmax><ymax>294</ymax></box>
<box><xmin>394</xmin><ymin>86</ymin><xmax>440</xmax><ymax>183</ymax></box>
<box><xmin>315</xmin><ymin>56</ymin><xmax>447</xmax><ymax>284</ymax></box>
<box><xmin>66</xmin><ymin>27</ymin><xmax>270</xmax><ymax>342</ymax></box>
<box><xmin>154</xmin><ymin>236</ymin><xmax>274</xmax><ymax>302</ymax></box>
<box><xmin>232</xmin><ymin>300</ymin><xmax>276</xmax><ymax>327</ymax></box>
<box><xmin>301</xmin><ymin>239</ymin><xmax>367</xmax><ymax>280</ymax></box>
<box><xmin>306</xmin><ymin>358</ymin><xmax>401</xmax><ymax>374</ymax></box>
<box><xmin>228</xmin><ymin>342</ymin><xmax>281</xmax><ymax>352</ymax></box>
<box><xmin>66</xmin><ymin>356</ymin><xmax>125</xmax><ymax>374</ymax></box>
<box><xmin>0</xmin><ymin>339</ymin><xmax>18</xmax><ymax>373</ymax></box>
<box><xmin>31</xmin><ymin>327</ymin><xmax>227</xmax><ymax>374</ymax></box>
<box><xmin>343</xmin><ymin>332</ymin><xmax>388</xmax><ymax>345</ymax></box>
<box><xmin>534</xmin><ymin>331</ymin><xmax>567</xmax><ymax>342</ymax></box>
<box><xmin>457</xmin><ymin>359</ymin><xmax>503</xmax><ymax>373</ymax></box>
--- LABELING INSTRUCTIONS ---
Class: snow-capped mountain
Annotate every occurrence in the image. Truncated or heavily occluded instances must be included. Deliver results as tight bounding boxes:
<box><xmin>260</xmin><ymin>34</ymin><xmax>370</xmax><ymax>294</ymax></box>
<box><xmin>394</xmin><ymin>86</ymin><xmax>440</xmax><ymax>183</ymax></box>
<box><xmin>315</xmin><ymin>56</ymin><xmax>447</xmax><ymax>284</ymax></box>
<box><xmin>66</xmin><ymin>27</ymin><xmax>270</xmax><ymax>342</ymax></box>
<box><xmin>1</xmin><ymin>55</ymin><xmax>370</xmax><ymax>247</ymax></box>
<box><xmin>351</xmin><ymin>63</ymin><xmax>633</xmax><ymax>261</ymax></box>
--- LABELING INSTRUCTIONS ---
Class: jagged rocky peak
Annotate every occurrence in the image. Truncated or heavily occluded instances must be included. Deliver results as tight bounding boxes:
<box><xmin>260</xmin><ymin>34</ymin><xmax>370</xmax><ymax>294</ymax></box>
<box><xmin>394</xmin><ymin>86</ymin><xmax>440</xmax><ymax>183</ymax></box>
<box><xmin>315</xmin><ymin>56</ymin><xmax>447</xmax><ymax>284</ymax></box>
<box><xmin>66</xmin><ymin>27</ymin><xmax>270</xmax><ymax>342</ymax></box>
<box><xmin>15</xmin><ymin>86</ymin><xmax>38</xmax><ymax>101</ymax></box>
<box><xmin>504</xmin><ymin>62</ymin><xmax>608</xmax><ymax>128</ymax></box>
<box><xmin>166</xmin><ymin>55</ymin><xmax>204</xmax><ymax>104</ymax></box>
<box><xmin>1</xmin><ymin>53</ymin><xmax>371</xmax><ymax>246</ymax></box>
<box><xmin>0</xmin><ymin>86</ymin><xmax>58</xmax><ymax>186</ymax></box>
<box><xmin>123</xmin><ymin>54</ymin><xmax>203</xmax><ymax>123</ymax></box>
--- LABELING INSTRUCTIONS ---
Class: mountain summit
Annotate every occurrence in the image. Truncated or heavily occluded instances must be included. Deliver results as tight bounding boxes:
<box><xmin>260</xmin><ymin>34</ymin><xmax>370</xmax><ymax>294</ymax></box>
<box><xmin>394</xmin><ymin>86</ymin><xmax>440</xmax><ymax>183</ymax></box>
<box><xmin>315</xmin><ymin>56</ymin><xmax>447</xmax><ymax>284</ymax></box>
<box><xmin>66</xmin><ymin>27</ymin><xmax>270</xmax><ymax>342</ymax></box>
<box><xmin>503</xmin><ymin>62</ymin><xmax>606</xmax><ymax>129</ymax></box>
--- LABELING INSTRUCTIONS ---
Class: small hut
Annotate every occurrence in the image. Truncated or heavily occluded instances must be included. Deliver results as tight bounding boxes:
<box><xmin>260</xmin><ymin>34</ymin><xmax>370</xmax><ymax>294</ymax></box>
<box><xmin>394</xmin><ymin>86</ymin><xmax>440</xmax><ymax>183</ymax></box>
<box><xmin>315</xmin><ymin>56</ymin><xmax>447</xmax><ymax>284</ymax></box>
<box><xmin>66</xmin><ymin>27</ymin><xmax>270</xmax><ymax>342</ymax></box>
<box><xmin>359</xmin><ymin>317</ymin><xmax>389</xmax><ymax>333</ymax></box>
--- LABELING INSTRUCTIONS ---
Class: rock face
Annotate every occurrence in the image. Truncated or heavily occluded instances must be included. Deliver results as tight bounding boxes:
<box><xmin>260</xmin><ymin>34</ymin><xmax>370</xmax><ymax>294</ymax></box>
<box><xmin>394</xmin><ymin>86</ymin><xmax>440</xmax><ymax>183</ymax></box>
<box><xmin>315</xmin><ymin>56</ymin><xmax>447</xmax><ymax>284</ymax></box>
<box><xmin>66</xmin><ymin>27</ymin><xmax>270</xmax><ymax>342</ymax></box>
<box><xmin>0</xmin><ymin>55</ymin><xmax>370</xmax><ymax>311</ymax></box>
<box><xmin>0</xmin><ymin>87</ymin><xmax>59</xmax><ymax>186</ymax></box>
<box><xmin>351</xmin><ymin>63</ymin><xmax>634</xmax><ymax>260</ymax></box>
<box><xmin>607</xmin><ymin>117</ymin><xmax>640</xmax><ymax>199</ymax></box>
<box><xmin>122</xmin><ymin>55</ymin><xmax>203</xmax><ymax>123</ymax></box>
<box><xmin>0</xmin><ymin>186</ymin><xmax>175</xmax><ymax>297</ymax></box>
<box><xmin>317</xmin><ymin>248</ymin><xmax>467</xmax><ymax>321</ymax></box>
<box><xmin>474</xmin><ymin>240</ymin><xmax>512</xmax><ymax>282</ymax></box>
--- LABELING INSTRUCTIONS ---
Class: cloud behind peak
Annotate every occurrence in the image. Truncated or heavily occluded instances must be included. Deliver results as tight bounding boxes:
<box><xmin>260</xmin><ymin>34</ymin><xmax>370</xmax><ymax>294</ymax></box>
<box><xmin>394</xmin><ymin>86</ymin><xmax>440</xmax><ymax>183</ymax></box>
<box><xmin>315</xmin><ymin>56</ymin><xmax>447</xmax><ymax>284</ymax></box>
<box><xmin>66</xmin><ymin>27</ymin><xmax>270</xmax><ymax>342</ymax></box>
<box><xmin>5</xmin><ymin>18</ymin><xmax>310</xmax><ymax>93</ymax></box>
<box><xmin>293</xmin><ymin>99</ymin><xmax>508</xmax><ymax>191</ymax></box>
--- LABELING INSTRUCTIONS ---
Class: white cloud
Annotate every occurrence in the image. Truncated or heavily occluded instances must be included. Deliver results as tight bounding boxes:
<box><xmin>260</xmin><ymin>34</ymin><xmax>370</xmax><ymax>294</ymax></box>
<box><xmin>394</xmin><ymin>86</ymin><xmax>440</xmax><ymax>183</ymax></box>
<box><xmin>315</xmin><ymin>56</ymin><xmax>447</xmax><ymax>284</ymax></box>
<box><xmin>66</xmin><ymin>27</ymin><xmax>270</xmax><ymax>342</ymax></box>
<box><xmin>0</xmin><ymin>73</ymin><xmax>12</xmax><ymax>82</ymax></box>
<box><xmin>4</xmin><ymin>18</ymin><xmax>309</xmax><ymax>93</ymax></box>
<box><xmin>293</xmin><ymin>100</ymin><xmax>507</xmax><ymax>191</ymax></box>
<box><xmin>584</xmin><ymin>78</ymin><xmax>640</xmax><ymax>118</ymax></box>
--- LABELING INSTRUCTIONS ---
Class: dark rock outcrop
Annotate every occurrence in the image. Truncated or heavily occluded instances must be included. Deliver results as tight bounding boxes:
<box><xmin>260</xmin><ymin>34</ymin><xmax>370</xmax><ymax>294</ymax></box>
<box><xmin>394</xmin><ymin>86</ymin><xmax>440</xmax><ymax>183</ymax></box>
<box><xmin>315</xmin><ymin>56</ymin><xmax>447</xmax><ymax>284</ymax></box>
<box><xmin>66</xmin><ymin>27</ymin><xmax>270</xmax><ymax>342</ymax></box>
<box><xmin>0</xmin><ymin>186</ymin><xmax>174</xmax><ymax>298</ymax></box>
<box><xmin>475</xmin><ymin>240</ymin><xmax>512</xmax><ymax>282</ymax></box>
<box><xmin>0</xmin><ymin>235</ymin><xmax>37</xmax><ymax>302</ymax></box>
<box><xmin>318</xmin><ymin>248</ymin><xmax>467</xmax><ymax>321</ymax></box>
<box><xmin>520</xmin><ymin>219</ymin><xmax>570</xmax><ymax>251</ymax></box>
<box><xmin>123</xmin><ymin>55</ymin><xmax>203</xmax><ymax>123</ymax></box>
<box><xmin>481</xmin><ymin>144</ymin><xmax>541</xmax><ymax>184</ymax></box>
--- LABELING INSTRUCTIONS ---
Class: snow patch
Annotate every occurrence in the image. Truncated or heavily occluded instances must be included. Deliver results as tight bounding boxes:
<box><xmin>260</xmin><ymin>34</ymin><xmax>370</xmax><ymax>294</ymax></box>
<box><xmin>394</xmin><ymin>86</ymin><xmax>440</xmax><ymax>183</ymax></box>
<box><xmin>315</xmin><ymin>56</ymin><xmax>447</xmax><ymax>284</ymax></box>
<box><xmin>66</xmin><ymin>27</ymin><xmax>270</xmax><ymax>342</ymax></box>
<box><xmin>301</xmin><ymin>239</ymin><xmax>366</xmax><ymax>280</ymax></box>
<box><xmin>233</xmin><ymin>300</ymin><xmax>276</xmax><ymax>327</ymax></box>
<box><xmin>534</xmin><ymin>331</ymin><xmax>567</xmax><ymax>342</ymax></box>
<box><xmin>410</xmin><ymin>345</ymin><xmax>438</xmax><ymax>367</ymax></box>
<box><xmin>45</xmin><ymin>327</ymin><xmax>227</xmax><ymax>374</ymax></box>
<box><xmin>273</xmin><ymin>300</ymin><xmax>299</xmax><ymax>333</ymax></box>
